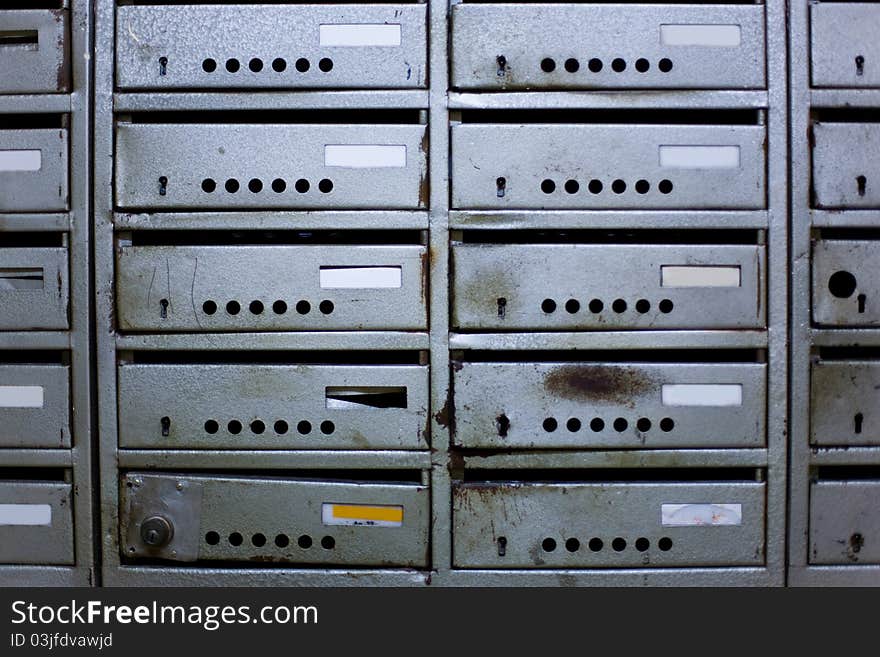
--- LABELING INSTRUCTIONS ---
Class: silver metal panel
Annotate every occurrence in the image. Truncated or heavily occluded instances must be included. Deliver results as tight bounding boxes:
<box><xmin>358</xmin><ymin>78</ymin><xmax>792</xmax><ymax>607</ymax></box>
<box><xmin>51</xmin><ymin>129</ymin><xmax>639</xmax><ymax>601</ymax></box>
<box><xmin>812</xmin><ymin>240</ymin><xmax>880</xmax><ymax>326</ymax></box>
<box><xmin>115</xmin><ymin>244</ymin><xmax>427</xmax><ymax>332</ymax></box>
<box><xmin>117</xmin><ymin>363</ymin><xmax>429</xmax><ymax>450</ymax></box>
<box><xmin>810</xmin><ymin>480</ymin><xmax>880</xmax><ymax>565</ymax></box>
<box><xmin>0</xmin><ymin>247</ymin><xmax>68</xmax><ymax>330</ymax></box>
<box><xmin>114</xmin><ymin>123</ymin><xmax>428</xmax><ymax>210</ymax></box>
<box><xmin>115</xmin><ymin>4</ymin><xmax>427</xmax><ymax>90</ymax></box>
<box><xmin>452</xmin><ymin>243</ymin><xmax>765</xmax><ymax>330</ymax></box>
<box><xmin>451</xmin><ymin>124</ymin><xmax>765</xmax><ymax>209</ymax></box>
<box><xmin>453</xmin><ymin>361</ymin><xmax>766</xmax><ymax>449</ymax></box>
<box><xmin>0</xmin><ymin>364</ymin><xmax>70</xmax><ymax>449</ymax></box>
<box><xmin>811</xmin><ymin>360</ymin><xmax>880</xmax><ymax>446</ymax></box>
<box><xmin>0</xmin><ymin>480</ymin><xmax>73</xmax><ymax>565</ymax></box>
<box><xmin>811</xmin><ymin>4</ymin><xmax>880</xmax><ymax>88</ymax></box>
<box><xmin>812</xmin><ymin>123</ymin><xmax>880</xmax><ymax>208</ymax></box>
<box><xmin>453</xmin><ymin>481</ymin><xmax>766</xmax><ymax>568</ymax></box>
<box><xmin>0</xmin><ymin>9</ymin><xmax>69</xmax><ymax>94</ymax></box>
<box><xmin>120</xmin><ymin>472</ymin><xmax>430</xmax><ymax>567</ymax></box>
<box><xmin>452</xmin><ymin>4</ymin><xmax>765</xmax><ymax>90</ymax></box>
<box><xmin>0</xmin><ymin>128</ymin><xmax>68</xmax><ymax>212</ymax></box>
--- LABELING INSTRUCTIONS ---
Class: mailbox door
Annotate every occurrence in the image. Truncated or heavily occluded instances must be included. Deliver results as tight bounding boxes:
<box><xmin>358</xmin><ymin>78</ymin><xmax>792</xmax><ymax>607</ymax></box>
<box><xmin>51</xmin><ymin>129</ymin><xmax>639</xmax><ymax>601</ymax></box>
<box><xmin>811</xmin><ymin>360</ymin><xmax>880</xmax><ymax>446</ymax></box>
<box><xmin>0</xmin><ymin>365</ymin><xmax>70</xmax><ymax>449</ymax></box>
<box><xmin>0</xmin><ymin>481</ymin><xmax>74</xmax><ymax>565</ymax></box>
<box><xmin>0</xmin><ymin>9</ymin><xmax>69</xmax><ymax>94</ymax></box>
<box><xmin>812</xmin><ymin>240</ymin><xmax>880</xmax><ymax>326</ymax></box>
<box><xmin>0</xmin><ymin>248</ymin><xmax>69</xmax><ymax>330</ymax></box>
<box><xmin>0</xmin><ymin>128</ymin><xmax>69</xmax><ymax>212</ymax></box>
<box><xmin>812</xmin><ymin>123</ymin><xmax>880</xmax><ymax>208</ymax></box>
<box><xmin>811</xmin><ymin>4</ymin><xmax>880</xmax><ymax>88</ymax></box>
<box><xmin>810</xmin><ymin>481</ymin><xmax>880</xmax><ymax>565</ymax></box>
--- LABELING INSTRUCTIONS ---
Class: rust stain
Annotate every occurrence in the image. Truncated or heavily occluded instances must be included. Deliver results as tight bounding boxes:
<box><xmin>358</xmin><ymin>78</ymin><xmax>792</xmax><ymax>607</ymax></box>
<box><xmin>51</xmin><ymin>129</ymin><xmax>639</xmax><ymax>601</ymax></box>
<box><xmin>434</xmin><ymin>396</ymin><xmax>451</xmax><ymax>429</ymax></box>
<box><xmin>54</xmin><ymin>9</ymin><xmax>71</xmax><ymax>92</ymax></box>
<box><xmin>544</xmin><ymin>364</ymin><xmax>654</xmax><ymax>405</ymax></box>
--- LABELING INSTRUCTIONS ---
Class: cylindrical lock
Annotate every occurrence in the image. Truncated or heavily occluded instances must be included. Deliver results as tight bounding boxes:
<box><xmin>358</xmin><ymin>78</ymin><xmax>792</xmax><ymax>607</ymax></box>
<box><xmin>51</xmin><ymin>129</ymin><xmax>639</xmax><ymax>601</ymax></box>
<box><xmin>140</xmin><ymin>515</ymin><xmax>174</xmax><ymax>548</ymax></box>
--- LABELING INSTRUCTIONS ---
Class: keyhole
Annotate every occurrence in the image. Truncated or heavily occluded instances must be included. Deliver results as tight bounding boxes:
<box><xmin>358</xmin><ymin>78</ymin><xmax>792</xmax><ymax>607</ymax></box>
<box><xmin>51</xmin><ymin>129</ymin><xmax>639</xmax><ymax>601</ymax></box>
<box><xmin>856</xmin><ymin>55</ymin><xmax>865</xmax><ymax>76</ymax></box>
<box><xmin>858</xmin><ymin>293</ymin><xmax>866</xmax><ymax>314</ymax></box>
<box><xmin>497</xmin><ymin>536</ymin><xmax>507</xmax><ymax>557</ymax></box>
<box><xmin>160</xmin><ymin>416</ymin><xmax>171</xmax><ymax>437</ymax></box>
<box><xmin>496</xmin><ymin>413</ymin><xmax>510</xmax><ymax>437</ymax></box>
<box><xmin>159</xmin><ymin>298</ymin><xmax>169</xmax><ymax>319</ymax></box>
<box><xmin>496</xmin><ymin>176</ymin><xmax>507</xmax><ymax>198</ymax></box>
<box><xmin>158</xmin><ymin>176</ymin><xmax>168</xmax><ymax>196</ymax></box>
<box><xmin>857</xmin><ymin>175</ymin><xmax>867</xmax><ymax>197</ymax></box>
<box><xmin>496</xmin><ymin>55</ymin><xmax>507</xmax><ymax>77</ymax></box>
<box><xmin>497</xmin><ymin>297</ymin><xmax>507</xmax><ymax>318</ymax></box>
<box><xmin>159</xmin><ymin>56</ymin><xmax>168</xmax><ymax>76</ymax></box>
<box><xmin>855</xmin><ymin>413</ymin><xmax>864</xmax><ymax>435</ymax></box>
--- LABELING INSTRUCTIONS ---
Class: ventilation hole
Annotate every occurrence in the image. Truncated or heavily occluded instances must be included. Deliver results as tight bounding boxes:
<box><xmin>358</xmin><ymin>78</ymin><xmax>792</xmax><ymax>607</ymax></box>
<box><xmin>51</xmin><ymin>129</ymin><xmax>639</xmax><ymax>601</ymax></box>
<box><xmin>205</xmin><ymin>531</ymin><xmax>220</xmax><ymax>545</ymax></box>
<box><xmin>225</xmin><ymin>178</ymin><xmax>240</xmax><ymax>193</ymax></box>
<box><xmin>658</xmin><ymin>299</ymin><xmax>674</xmax><ymax>313</ymax></box>
<box><xmin>272</xmin><ymin>57</ymin><xmax>287</xmax><ymax>72</ymax></box>
<box><xmin>298</xmin><ymin>534</ymin><xmax>313</xmax><ymax>549</ymax></box>
<box><xmin>566</xmin><ymin>418</ymin><xmax>581</xmax><ymax>432</ymax></box>
<box><xmin>297</xmin><ymin>420</ymin><xmax>312</xmax><ymax>435</ymax></box>
<box><xmin>275</xmin><ymin>534</ymin><xmax>290</xmax><ymax>548</ymax></box>
<box><xmin>228</xmin><ymin>420</ymin><xmax>242</xmax><ymax>435</ymax></box>
<box><xmin>542</xmin><ymin>537</ymin><xmax>557</xmax><ymax>552</ymax></box>
<box><xmin>635</xmin><ymin>537</ymin><xmax>650</xmax><ymax>552</ymax></box>
<box><xmin>588</xmin><ymin>58</ymin><xmax>603</xmax><ymax>73</ymax></box>
<box><xmin>658</xmin><ymin>537</ymin><xmax>673</xmax><ymax>551</ymax></box>
<box><xmin>252</xmin><ymin>533</ymin><xmax>267</xmax><ymax>547</ymax></box>
<box><xmin>612</xmin><ymin>537</ymin><xmax>626</xmax><ymax>551</ymax></box>
<box><xmin>635</xmin><ymin>299</ymin><xmax>650</xmax><ymax>313</ymax></box>
<box><xmin>564</xmin><ymin>179</ymin><xmax>579</xmax><ymax>194</ymax></box>
<box><xmin>612</xmin><ymin>298</ymin><xmax>627</xmax><ymax>313</ymax></box>
<box><xmin>635</xmin><ymin>58</ymin><xmax>650</xmax><ymax>73</ymax></box>
<box><xmin>226</xmin><ymin>300</ymin><xmax>241</xmax><ymax>315</ymax></box>
<box><xmin>271</xmin><ymin>178</ymin><xmax>286</xmax><ymax>193</ymax></box>
<box><xmin>543</xmin><ymin>417</ymin><xmax>558</xmax><ymax>432</ymax></box>
<box><xmin>204</xmin><ymin>419</ymin><xmax>219</xmax><ymax>434</ymax></box>
<box><xmin>564</xmin><ymin>58</ymin><xmax>580</xmax><ymax>73</ymax></box>
<box><xmin>250</xmin><ymin>419</ymin><xmax>266</xmax><ymax>434</ymax></box>
<box><xmin>274</xmin><ymin>419</ymin><xmax>289</xmax><ymax>435</ymax></box>
<box><xmin>272</xmin><ymin>300</ymin><xmax>287</xmax><ymax>314</ymax></box>
<box><xmin>635</xmin><ymin>179</ymin><xmax>650</xmax><ymax>194</ymax></box>
<box><xmin>318</xmin><ymin>58</ymin><xmax>333</xmax><ymax>72</ymax></box>
<box><xmin>611</xmin><ymin>58</ymin><xmax>626</xmax><ymax>72</ymax></box>
<box><xmin>588</xmin><ymin>179</ymin><xmax>603</xmax><ymax>194</ymax></box>
<box><xmin>565</xmin><ymin>298</ymin><xmax>580</xmax><ymax>314</ymax></box>
<box><xmin>229</xmin><ymin>532</ymin><xmax>243</xmax><ymax>546</ymax></box>
<box><xmin>320</xmin><ymin>420</ymin><xmax>335</xmax><ymax>435</ymax></box>
<box><xmin>660</xmin><ymin>417</ymin><xmax>675</xmax><ymax>432</ymax></box>
<box><xmin>613</xmin><ymin>417</ymin><xmax>628</xmax><ymax>432</ymax></box>
<box><xmin>658</xmin><ymin>58</ymin><xmax>673</xmax><ymax>73</ymax></box>
<box><xmin>249</xmin><ymin>58</ymin><xmax>264</xmax><ymax>73</ymax></box>
<box><xmin>590</xmin><ymin>417</ymin><xmax>605</xmax><ymax>432</ymax></box>
<box><xmin>541</xmin><ymin>179</ymin><xmax>556</xmax><ymax>194</ymax></box>
<box><xmin>541</xmin><ymin>298</ymin><xmax>557</xmax><ymax>313</ymax></box>
<box><xmin>225</xmin><ymin>58</ymin><xmax>240</xmax><ymax>73</ymax></box>
<box><xmin>248</xmin><ymin>178</ymin><xmax>263</xmax><ymax>193</ymax></box>
<box><xmin>540</xmin><ymin>57</ymin><xmax>556</xmax><ymax>73</ymax></box>
<box><xmin>658</xmin><ymin>179</ymin><xmax>673</xmax><ymax>194</ymax></box>
<box><xmin>636</xmin><ymin>418</ymin><xmax>651</xmax><ymax>432</ymax></box>
<box><xmin>321</xmin><ymin>536</ymin><xmax>335</xmax><ymax>550</ymax></box>
<box><xmin>318</xmin><ymin>178</ymin><xmax>334</xmax><ymax>193</ymax></box>
<box><xmin>202</xmin><ymin>58</ymin><xmax>217</xmax><ymax>73</ymax></box>
<box><xmin>295</xmin><ymin>178</ymin><xmax>310</xmax><ymax>193</ymax></box>
<box><xmin>565</xmin><ymin>538</ymin><xmax>580</xmax><ymax>552</ymax></box>
<box><xmin>201</xmin><ymin>178</ymin><xmax>216</xmax><ymax>193</ymax></box>
<box><xmin>296</xmin><ymin>300</ymin><xmax>311</xmax><ymax>314</ymax></box>
<box><xmin>589</xmin><ymin>538</ymin><xmax>603</xmax><ymax>552</ymax></box>
<box><xmin>319</xmin><ymin>300</ymin><xmax>335</xmax><ymax>314</ymax></box>
<box><xmin>249</xmin><ymin>300</ymin><xmax>264</xmax><ymax>315</ymax></box>
<box><xmin>588</xmin><ymin>298</ymin><xmax>604</xmax><ymax>313</ymax></box>
<box><xmin>202</xmin><ymin>299</ymin><xmax>217</xmax><ymax>315</ymax></box>
<box><xmin>828</xmin><ymin>271</ymin><xmax>858</xmax><ymax>298</ymax></box>
<box><xmin>611</xmin><ymin>179</ymin><xmax>626</xmax><ymax>194</ymax></box>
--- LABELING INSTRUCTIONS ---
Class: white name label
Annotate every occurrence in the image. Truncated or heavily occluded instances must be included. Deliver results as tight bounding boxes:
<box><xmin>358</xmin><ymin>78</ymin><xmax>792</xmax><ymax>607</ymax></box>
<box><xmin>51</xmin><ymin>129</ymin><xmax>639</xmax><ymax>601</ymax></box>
<box><xmin>0</xmin><ymin>150</ymin><xmax>41</xmax><ymax>172</ymax></box>
<box><xmin>0</xmin><ymin>504</ymin><xmax>52</xmax><ymax>526</ymax></box>
<box><xmin>319</xmin><ymin>266</ymin><xmax>402</xmax><ymax>289</ymax></box>
<box><xmin>0</xmin><ymin>386</ymin><xmax>44</xmax><ymax>408</ymax></box>
<box><xmin>661</xmin><ymin>384</ymin><xmax>742</xmax><ymax>407</ymax></box>
<box><xmin>324</xmin><ymin>144</ymin><xmax>407</xmax><ymax>168</ymax></box>
<box><xmin>319</xmin><ymin>24</ymin><xmax>402</xmax><ymax>47</ymax></box>
<box><xmin>661</xmin><ymin>266</ymin><xmax>741</xmax><ymax>288</ymax></box>
<box><xmin>661</xmin><ymin>503</ymin><xmax>742</xmax><ymax>527</ymax></box>
<box><xmin>659</xmin><ymin>145</ymin><xmax>740</xmax><ymax>169</ymax></box>
<box><xmin>660</xmin><ymin>25</ymin><xmax>742</xmax><ymax>48</ymax></box>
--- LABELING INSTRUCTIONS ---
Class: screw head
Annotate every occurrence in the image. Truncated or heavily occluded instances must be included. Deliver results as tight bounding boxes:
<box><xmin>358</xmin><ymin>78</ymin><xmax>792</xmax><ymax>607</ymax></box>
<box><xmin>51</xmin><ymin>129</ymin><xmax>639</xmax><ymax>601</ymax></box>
<box><xmin>140</xmin><ymin>516</ymin><xmax>174</xmax><ymax>548</ymax></box>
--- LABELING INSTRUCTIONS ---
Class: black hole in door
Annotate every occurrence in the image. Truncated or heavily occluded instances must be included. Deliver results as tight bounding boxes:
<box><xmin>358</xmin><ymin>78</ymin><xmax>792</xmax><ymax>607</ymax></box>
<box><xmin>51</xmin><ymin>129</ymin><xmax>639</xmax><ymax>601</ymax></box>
<box><xmin>828</xmin><ymin>271</ymin><xmax>857</xmax><ymax>299</ymax></box>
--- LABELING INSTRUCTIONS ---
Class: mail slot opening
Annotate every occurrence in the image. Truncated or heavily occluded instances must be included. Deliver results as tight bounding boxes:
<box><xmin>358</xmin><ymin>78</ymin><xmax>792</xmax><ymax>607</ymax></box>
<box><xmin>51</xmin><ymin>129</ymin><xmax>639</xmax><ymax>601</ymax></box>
<box><xmin>0</xmin><ymin>30</ymin><xmax>38</xmax><ymax>51</ymax></box>
<box><xmin>325</xmin><ymin>387</ymin><xmax>408</xmax><ymax>409</ymax></box>
<box><xmin>0</xmin><ymin>268</ymin><xmax>44</xmax><ymax>290</ymax></box>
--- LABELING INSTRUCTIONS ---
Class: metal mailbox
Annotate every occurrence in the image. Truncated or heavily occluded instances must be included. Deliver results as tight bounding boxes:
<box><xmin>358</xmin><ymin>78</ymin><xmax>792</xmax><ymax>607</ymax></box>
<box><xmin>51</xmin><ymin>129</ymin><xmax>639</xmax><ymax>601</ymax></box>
<box><xmin>810</xmin><ymin>480</ymin><xmax>880</xmax><ymax>565</ymax></box>
<box><xmin>0</xmin><ymin>480</ymin><xmax>73</xmax><ymax>565</ymax></box>
<box><xmin>0</xmin><ymin>9</ymin><xmax>69</xmax><ymax>94</ymax></box>
<box><xmin>450</xmin><ymin>124</ymin><xmax>765</xmax><ymax>210</ymax></box>
<box><xmin>0</xmin><ymin>128</ymin><xmax>69</xmax><ymax>212</ymax></box>
<box><xmin>0</xmin><ymin>247</ymin><xmax>68</xmax><ymax>330</ymax></box>
<box><xmin>812</xmin><ymin>240</ymin><xmax>880</xmax><ymax>326</ymax></box>
<box><xmin>812</xmin><ymin>123</ymin><xmax>880</xmax><ymax>208</ymax></box>
<box><xmin>453</xmin><ymin>361</ymin><xmax>766</xmax><ymax>449</ymax></box>
<box><xmin>452</xmin><ymin>243</ymin><xmax>765</xmax><ymax>330</ymax></box>
<box><xmin>811</xmin><ymin>360</ymin><xmax>880</xmax><ymax>446</ymax></box>
<box><xmin>117</xmin><ymin>362</ymin><xmax>429</xmax><ymax>450</ymax></box>
<box><xmin>114</xmin><ymin>122</ymin><xmax>428</xmax><ymax>210</ymax></box>
<box><xmin>120</xmin><ymin>472</ymin><xmax>429</xmax><ymax>567</ymax></box>
<box><xmin>811</xmin><ymin>3</ymin><xmax>880</xmax><ymax>88</ymax></box>
<box><xmin>115</xmin><ymin>4</ymin><xmax>427</xmax><ymax>90</ymax></box>
<box><xmin>453</xmin><ymin>480</ymin><xmax>766</xmax><ymax>568</ymax></box>
<box><xmin>115</xmin><ymin>244</ymin><xmax>427</xmax><ymax>332</ymax></box>
<box><xmin>0</xmin><ymin>364</ymin><xmax>70</xmax><ymax>449</ymax></box>
<box><xmin>451</xmin><ymin>4</ymin><xmax>765</xmax><ymax>90</ymax></box>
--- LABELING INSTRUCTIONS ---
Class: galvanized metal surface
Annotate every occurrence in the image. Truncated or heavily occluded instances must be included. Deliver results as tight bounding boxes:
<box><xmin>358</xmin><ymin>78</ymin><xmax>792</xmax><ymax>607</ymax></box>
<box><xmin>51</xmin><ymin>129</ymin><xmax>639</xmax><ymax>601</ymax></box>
<box><xmin>0</xmin><ymin>247</ymin><xmax>69</xmax><ymax>330</ymax></box>
<box><xmin>811</xmin><ymin>3</ymin><xmax>880</xmax><ymax>88</ymax></box>
<box><xmin>0</xmin><ymin>9</ymin><xmax>69</xmax><ymax>95</ymax></box>
<box><xmin>812</xmin><ymin>240</ymin><xmax>880</xmax><ymax>325</ymax></box>
<box><xmin>0</xmin><ymin>481</ymin><xmax>74</xmax><ymax>565</ymax></box>
<box><xmin>0</xmin><ymin>128</ymin><xmax>69</xmax><ymax>212</ymax></box>
<box><xmin>809</xmin><ymin>481</ymin><xmax>880</xmax><ymax>565</ymax></box>
<box><xmin>811</xmin><ymin>359</ymin><xmax>880</xmax><ymax>446</ymax></box>
<box><xmin>0</xmin><ymin>364</ymin><xmax>70</xmax><ymax>449</ymax></box>
<box><xmin>812</xmin><ymin>123</ymin><xmax>880</xmax><ymax>208</ymax></box>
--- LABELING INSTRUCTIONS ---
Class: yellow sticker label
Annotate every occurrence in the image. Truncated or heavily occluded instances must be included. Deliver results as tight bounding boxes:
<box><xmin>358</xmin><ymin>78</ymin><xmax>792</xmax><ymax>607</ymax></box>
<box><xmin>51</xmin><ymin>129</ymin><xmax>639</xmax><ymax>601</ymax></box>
<box><xmin>322</xmin><ymin>503</ymin><xmax>404</xmax><ymax>527</ymax></box>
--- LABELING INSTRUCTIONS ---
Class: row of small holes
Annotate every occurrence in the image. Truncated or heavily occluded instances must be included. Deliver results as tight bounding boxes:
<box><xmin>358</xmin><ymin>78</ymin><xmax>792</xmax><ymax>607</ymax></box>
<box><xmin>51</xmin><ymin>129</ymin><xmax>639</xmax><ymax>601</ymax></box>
<box><xmin>541</xmin><ymin>179</ymin><xmax>673</xmax><ymax>195</ymax></box>
<box><xmin>205</xmin><ymin>531</ymin><xmax>335</xmax><ymax>550</ymax></box>
<box><xmin>204</xmin><ymin>419</ymin><xmax>336</xmax><ymax>436</ymax></box>
<box><xmin>202</xmin><ymin>178</ymin><xmax>334</xmax><ymax>194</ymax></box>
<box><xmin>542</xmin><ymin>298</ymin><xmax>675</xmax><ymax>314</ymax></box>
<box><xmin>541</xmin><ymin>57</ymin><xmax>673</xmax><ymax>74</ymax></box>
<box><xmin>202</xmin><ymin>299</ymin><xmax>335</xmax><ymax>315</ymax></box>
<box><xmin>542</xmin><ymin>417</ymin><xmax>675</xmax><ymax>433</ymax></box>
<box><xmin>202</xmin><ymin>57</ymin><xmax>334</xmax><ymax>74</ymax></box>
<box><xmin>540</xmin><ymin>536</ymin><xmax>673</xmax><ymax>553</ymax></box>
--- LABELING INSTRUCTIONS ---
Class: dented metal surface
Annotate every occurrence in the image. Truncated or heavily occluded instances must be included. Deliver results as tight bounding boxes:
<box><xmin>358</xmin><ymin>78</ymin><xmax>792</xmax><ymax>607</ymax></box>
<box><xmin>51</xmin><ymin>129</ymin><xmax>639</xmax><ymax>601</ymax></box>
<box><xmin>0</xmin><ymin>9</ymin><xmax>70</xmax><ymax>94</ymax></box>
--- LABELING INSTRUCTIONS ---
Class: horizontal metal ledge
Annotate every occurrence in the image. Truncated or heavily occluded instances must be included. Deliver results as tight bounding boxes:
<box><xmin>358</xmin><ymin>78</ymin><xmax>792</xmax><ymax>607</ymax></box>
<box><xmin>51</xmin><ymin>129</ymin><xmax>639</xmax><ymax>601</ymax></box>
<box><xmin>0</xmin><ymin>449</ymin><xmax>73</xmax><ymax>468</ymax></box>
<box><xmin>117</xmin><ymin>449</ymin><xmax>433</xmax><ymax>470</ymax></box>
<box><xmin>451</xmin><ymin>210</ymin><xmax>769</xmax><ymax>230</ymax></box>
<box><xmin>115</xmin><ymin>210</ymin><xmax>429</xmax><ymax>231</ymax></box>
<box><xmin>460</xmin><ymin>448</ymin><xmax>768</xmax><ymax>470</ymax></box>
<box><xmin>433</xmin><ymin>567</ymin><xmax>776</xmax><ymax>587</ymax></box>
<box><xmin>449</xmin><ymin>90</ymin><xmax>768</xmax><ymax>111</ymax></box>
<box><xmin>105</xmin><ymin>567</ymin><xmax>427</xmax><ymax>587</ymax></box>
<box><xmin>114</xmin><ymin>90</ymin><xmax>430</xmax><ymax>113</ymax></box>
<box><xmin>811</xmin><ymin>329</ymin><xmax>880</xmax><ymax>348</ymax></box>
<box><xmin>115</xmin><ymin>331</ymin><xmax>431</xmax><ymax>352</ymax></box>
<box><xmin>789</xmin><ymin>565</ymin><xmax>880</xmax><ymax>587</ymax></box>
<box><xmin>810</xmin><ymin>446</ymin><xmax>880</xmax><ymax>466</ymax></box>
<box><xmin>0</xmin><ymin>94</ymin><xmax>71</xmax><ymax>114</ymax></box>
<box><xmin>449</xmin><ymin>330</ymin><xmax>768</xmax><ymax>351</ymax></box>
<box><xmin>811</xmin><ymin>89</ymin><xmax>880</xmax><ymax>109</ymax></box>
<box><xmin>0</xmin><ymin>213</ymin><xmax>70</xmax><ymax>232</ymax></box>
<box><xmin>812</xmin><ymin>209</ymin><xmax>880</xmax><ymax>228</ymax></box>
<box><xmin>0</xmin><ymin>566</ymin><xmax>91</xmax><ymax>587</ymax></box>
<box><xmin>0</xmin><ymin>331</ymin><xmax>70</xmax><ymax>350</ymax></box>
